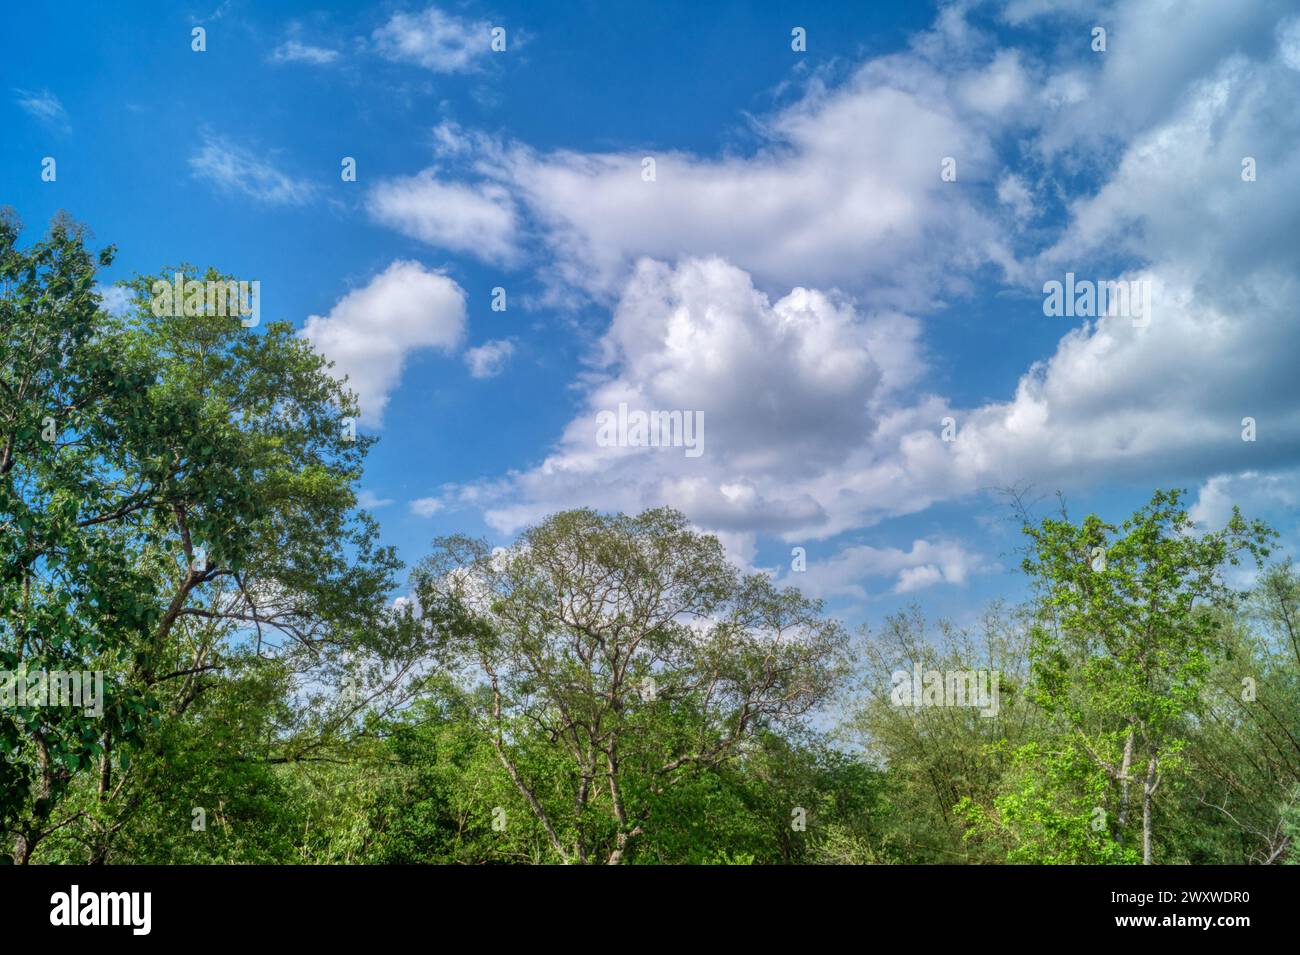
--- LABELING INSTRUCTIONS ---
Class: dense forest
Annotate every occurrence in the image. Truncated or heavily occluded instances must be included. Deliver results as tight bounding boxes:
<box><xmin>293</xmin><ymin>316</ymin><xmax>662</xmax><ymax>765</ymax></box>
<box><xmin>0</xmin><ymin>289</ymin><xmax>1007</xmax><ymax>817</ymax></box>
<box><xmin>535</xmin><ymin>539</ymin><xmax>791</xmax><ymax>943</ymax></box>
<box><xmin>3</xmin><ymin>216</ymin><xmax>1298</xmax><ymax>865</ymax></box>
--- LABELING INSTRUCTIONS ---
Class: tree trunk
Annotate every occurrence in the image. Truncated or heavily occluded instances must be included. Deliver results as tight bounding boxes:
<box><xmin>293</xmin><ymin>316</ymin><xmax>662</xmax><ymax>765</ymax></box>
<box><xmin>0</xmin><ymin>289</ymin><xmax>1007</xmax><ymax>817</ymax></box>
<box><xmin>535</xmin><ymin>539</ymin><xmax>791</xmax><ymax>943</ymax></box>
<box><xmin>1116</xmin><ymin>726</ymin><xmax>1134</xmax><ymax>845</ymax></box>
<box><xmin>13</xmin><ymin>743</ymin><xmax>54</xmax><ymax>865</ymax></box>
<box><xmin>1142</xmin><ymin>755</ymin><xmax>1158</xmax><ymax>865</ymax></box>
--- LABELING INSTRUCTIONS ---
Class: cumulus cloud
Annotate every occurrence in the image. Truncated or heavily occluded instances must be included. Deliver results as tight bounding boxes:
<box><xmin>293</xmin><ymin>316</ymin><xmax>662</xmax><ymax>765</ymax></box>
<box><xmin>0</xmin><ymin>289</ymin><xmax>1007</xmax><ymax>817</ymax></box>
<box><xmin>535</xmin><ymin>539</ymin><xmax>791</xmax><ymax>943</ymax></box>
<box><xmin>372</xmin><ymin>6</ymin><xmax>494</xmax><ymax>73</ymax></box>
<box><xmin>1030</xmin><ymin>0</ymin><xmax>1297</xmax><ymax>157</ymax></box>
<box><xmin>368</xmin><ymin>170</ymin><xmax>520</xmax><ymax>265</ymax></box>
<box><xmin>368</xmin><ymin>45</ymin><xmax>1023</xmax><ymax>305</ymax></box>
<box><xmin>956</xmin><ymin>49</ymin><xmax>1031</xmax><ymax>116</ymax></box>
<box><xmin>791</xmin><ymin>539</ymin><xmax>992</xmax><ymax>600</ymax></box>
<box><xmin>996</xmin><ymin>173</ymin><xmax>1035</xmax><ymax>220</ymax></box>
<box><xmin>300</xmin><ymin>261</ymin><xmax>467</xmax><ymax>426</ymax></box>
<box><xmin>1190</xmin><ymin>468</ymin><xmax>1300</xmax><ymax>586</ymax></box>
<box><xmin>464</xmin><ymin>339</ymin><xmax>515</xmax><ymax>378</ymax></box>
<box><xmin>1040</xmin><ymin>55</ymin><xmax>1300</xmax><ymax>285</ymax></box>
<box><xmin>426</xmin><ymin>256</ymin><xmax>927</xmax><ymax>542</ymax></box>
<box><xmin>1190</xmin><ymin>471</ymin><xmax>1300</xmax><ymax>530</ymax></box>
<box><xmin>387</xmin><ymin>1</ymin><xmax>1300</xmax><ymax>555</ymax></box>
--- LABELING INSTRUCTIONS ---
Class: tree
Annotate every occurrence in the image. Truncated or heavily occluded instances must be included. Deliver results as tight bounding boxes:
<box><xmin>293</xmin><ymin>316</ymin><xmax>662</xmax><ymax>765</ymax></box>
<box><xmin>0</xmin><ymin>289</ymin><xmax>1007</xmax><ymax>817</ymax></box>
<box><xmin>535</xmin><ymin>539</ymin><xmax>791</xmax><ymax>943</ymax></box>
<box><xmin>0</xmin><ymin>213</ymin><xmax>417</xmax><ymax>863</ymax></box>
<box><xmin>412</xmin><ymin>507</ymin><xmax>851</xmax><ymax>864</ymax></box>
<box><xmin>1176</xmin><ymin>563</ymin><xmax>1300</xmax><ymax>863</ymax></box>
<box><xmin>1017</xmin><ymin>489</ymin><xmax>1273</xmax><ymax>864</ymax></box>
<box><xmin>848</xmin><ymin>603</ymin><xmax>1039</xmax><ymax>863</ymax></box>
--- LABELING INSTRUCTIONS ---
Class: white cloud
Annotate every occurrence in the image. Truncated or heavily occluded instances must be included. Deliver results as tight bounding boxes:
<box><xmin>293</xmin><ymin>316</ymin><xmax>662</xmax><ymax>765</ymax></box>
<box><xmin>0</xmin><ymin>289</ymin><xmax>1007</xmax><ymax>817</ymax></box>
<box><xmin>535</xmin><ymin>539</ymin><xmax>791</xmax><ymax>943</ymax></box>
<box><xmin>409</xmin><ymin>497</ymin><xmax>445</xmax><ymax>517</ymax></box>
<box><xmin>372</xmin><ymin>47</ymin><xmax>1023</xmax><ymax>305</ymax></box>
<box><xmin>999</xmin><ymin>0</ymin><xmax>1108</xmax><ymax>27</ymax></box>
<box><xmin>1280</xmin><ymin>16</ymin><xmax>1300</xmax><ymax>70</ymax></box>
<box><xmin>1190</xmin><ymin>471</ymin><xmax>1300</xmax><ymax>530</ymax></box>
<box><xmin>372</xmin><ymin>6</ymin><xmax>493</xmax><ymax>73</ymax></box>
<box><xmin>1040</xmin><ymin>53</ymin><xmax>1300</xmax><ymax>285</ymax></box>
<box><xmin>956</xmin><ymin>50</ymin><xmax>1031</xmax><ymax>116</ymax></box>
<box><xmin>464</xmin><ymin>339</ymin><xmax>515</xmax><ymax>378</ymax></box>
<box><xmin>429</xmin><ymin>186</ymin><xmax>1299</xmax><ymax>547</ymax></box>
<box><xmin>356</xmin><ymin>490</ymin><xmax>395</xmax><ymax>510</ymax></box>
<box><xmin>387</xmin><ymin>1</ymin><xmax>1300</xmax><ymax>551</ymax></box>
<box><xmin>300</xmin><ymin>261</ymin><xmax>467</xmax><ymax>426</ymax></box>
<box><xmin>189</xmin><ymin>133</ymin><xmax>316</xmax><ymax>206</ymax></box>
<box><xmin>792</xmin><ymin>539</ymin><xmax>991</xmax><ymax>600</ymax></box>
<box><xmin>368</xmin><ymin>170</ymin><xmax>521</xmax><ymax>265</ymax></box>
<box><xmin>438</xmin><ymin>256</ymin><xmax>927</xmax><ymax>538</ymax></box>
<box><xmin>1031</xmin><ymin>0</ymin><xmax>1293</xmax><ymax>158</ymax></box>
<box><xmin>270</xmin><ymin>40</ymin><xmax>340</xmax><ymax>65</ymax></box>
<box><xmin>505</xmin><ymin>80</ymin><xmax>1003</xmax><ymax>302</ymax></box>
<box><xmin>996</xmin><ymin>173</ymin><xmax>1035</xmax><ymax>220</ymax></box>
<box><xmin>1189</xmin><ymin>469</ymin><xmax>1300</xmax><ymax>586</ymax></box>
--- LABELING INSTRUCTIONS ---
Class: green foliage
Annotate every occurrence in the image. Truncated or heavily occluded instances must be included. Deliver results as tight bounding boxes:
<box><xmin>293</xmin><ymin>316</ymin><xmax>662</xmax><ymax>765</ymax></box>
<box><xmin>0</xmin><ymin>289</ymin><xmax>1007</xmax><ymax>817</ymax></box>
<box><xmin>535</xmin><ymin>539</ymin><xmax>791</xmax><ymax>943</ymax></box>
<box><xmin>956</xmin><ymin>740</ymin><xmax>1138</xmax><ymax>864</ymax></box>
<box><xmin>847</xmin><ymin>604</ymin><xmax>1038</xmax><ymax>863</ymax></box>
<box><xmin>411</xmin><ymin>507</ymin><xmax>853</xmax><ymax>863</ymax></box>
<box><xmin>1014</xmin><ymin>489</ymin><xmax>1273</xmax><ymax>863</ymax></box>
<box><xmin>1</xmin><ymin>215</ymin><xmax>407</xmax><ymax>863</ymax></box>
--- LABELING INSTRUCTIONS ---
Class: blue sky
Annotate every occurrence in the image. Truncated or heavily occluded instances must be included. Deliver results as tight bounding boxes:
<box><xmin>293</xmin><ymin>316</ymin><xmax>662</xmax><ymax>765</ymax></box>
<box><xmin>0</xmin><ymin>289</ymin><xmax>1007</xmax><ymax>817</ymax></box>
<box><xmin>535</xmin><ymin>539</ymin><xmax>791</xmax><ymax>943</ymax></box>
<box><xmin>5</xmin><ymin>0</ymin><xmax>1299</xmax><ymax>629</ymax></box>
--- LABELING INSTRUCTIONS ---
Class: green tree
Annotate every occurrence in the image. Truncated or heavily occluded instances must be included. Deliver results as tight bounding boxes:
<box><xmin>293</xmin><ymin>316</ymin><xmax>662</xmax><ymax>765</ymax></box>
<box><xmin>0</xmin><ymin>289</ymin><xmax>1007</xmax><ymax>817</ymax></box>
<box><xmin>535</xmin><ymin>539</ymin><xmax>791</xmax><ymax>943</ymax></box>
<box><xmin>1016</xmin><ymin>489</ymin><xmax>1273</xmax><ymax>864</ymax></box>
<box><xmin>847</xmin><ymin>604</ymin><xmax>1038</xmax><ymax>863</ymax></box>
<box><xmin>1175</xmin><ymin>564</ymin><xmax>1300</xmax><ymax>863</ymax></box>
<box><xmin>412</xmin><ymin>507</ymin><xmax>852</xmax><ymax>864</ymax></box>
<box><xmin>0</xmin><ymin>214</ymin><xmax>415</xmax><ymax>863</ymax></box>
